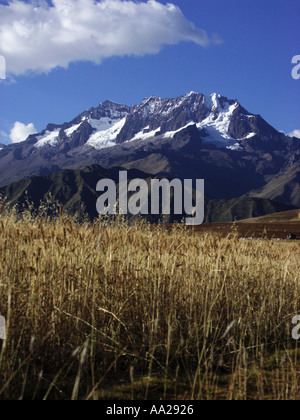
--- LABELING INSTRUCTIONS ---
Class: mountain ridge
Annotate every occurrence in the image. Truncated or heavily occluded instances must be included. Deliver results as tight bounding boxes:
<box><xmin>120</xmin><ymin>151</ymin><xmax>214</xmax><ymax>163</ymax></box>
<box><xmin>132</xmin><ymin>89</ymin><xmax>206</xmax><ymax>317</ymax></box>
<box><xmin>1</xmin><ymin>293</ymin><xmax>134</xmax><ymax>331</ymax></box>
<box><xmin>0</xmin><ymin>164</ymin><xmax>296</xmax><ymax>223</ymax></box>
<box><xmin>0</xmin><ymin>92</ymin><xmax>299</xmax><ymax>207</ymax></box>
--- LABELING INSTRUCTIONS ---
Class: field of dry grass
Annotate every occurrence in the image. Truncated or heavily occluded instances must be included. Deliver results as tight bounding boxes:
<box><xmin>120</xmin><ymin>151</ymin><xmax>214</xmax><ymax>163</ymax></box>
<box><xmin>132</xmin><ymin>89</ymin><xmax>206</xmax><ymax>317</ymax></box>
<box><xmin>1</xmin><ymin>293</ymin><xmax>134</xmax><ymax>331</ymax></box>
<box><xmin>0</xmin><ymin>205</ymin><xmax>299</xmax><ymax>400</ymax></box>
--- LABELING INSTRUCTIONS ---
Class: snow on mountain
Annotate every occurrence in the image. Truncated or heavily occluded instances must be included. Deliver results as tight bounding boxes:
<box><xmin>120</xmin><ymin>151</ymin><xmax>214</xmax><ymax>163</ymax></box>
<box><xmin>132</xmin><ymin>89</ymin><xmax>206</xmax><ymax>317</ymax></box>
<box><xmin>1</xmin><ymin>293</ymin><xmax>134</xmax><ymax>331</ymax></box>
<box><xmin>88</xmin><ymin>117</ymin><xmax>116</xmax><ymax>132</ymax></box>
<box><xmin>65</xmin><ymin>123</ymin><xmax>82</xmax><ymax>137</ymax></box>
<box><xmin>239</xmin><ymin>132</ymin><xmax>257</xmax><ymax>140</ymax></box>
<box><xmin>163</xmin><ymin>121</ymin><xmax>197</xmax><ymax>138</ymax></box>
<box><xmin>86</xmin><ymin>117</ymin><xmax>127</xmax><ymax>149</ymax></box>
<box><xmin>35</xmin><ymin>129</ymin><xmax>60</xmax><ymax>148</ymax></box>
<box><xmin>203</xmin><ymin>92</ymin><xmax>220</xmax><ymax>110</ymax></box>
<box><xmin>196</xmin><ymin>97</ymin><xmax>240</xmax><ymax>148</ymax></box>
<box><xmin>226</xmin><ymin>143</ymin><xmax>243</xmax><ymax>151</ymax></box>
<box><xmin>129</xmin><ymin>126</ymin><xmax>162</xmax><ymax>142</ymax></box>
<box><xmin>153</xmin><ymin>93</ymin><xmax>245</xmax><ymax>150</ymax></box>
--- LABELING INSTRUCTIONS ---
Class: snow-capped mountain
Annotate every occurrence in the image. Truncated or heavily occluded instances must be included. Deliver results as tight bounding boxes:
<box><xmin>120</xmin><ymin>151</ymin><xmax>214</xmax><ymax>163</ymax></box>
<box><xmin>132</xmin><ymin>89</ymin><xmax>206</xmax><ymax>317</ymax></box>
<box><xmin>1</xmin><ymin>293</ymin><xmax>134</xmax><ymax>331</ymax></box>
<box><xmin>25</xmin><ymin>92</ymin><xmax>290</xmax><ymax>152</ymax></box>
<box><xmin>0</xmin><ymin>92</ymin><xmax>299</xmax><ymax>206</ymax></box>
<box><xmin>116</xmin><ymin>92</ymin><xmax>242</xmax><ymax>150</ymax></box>
<box><xmin>34</xmin><ymin>100</ymin><xmax>130</xmax><ymax>151</ymax></box>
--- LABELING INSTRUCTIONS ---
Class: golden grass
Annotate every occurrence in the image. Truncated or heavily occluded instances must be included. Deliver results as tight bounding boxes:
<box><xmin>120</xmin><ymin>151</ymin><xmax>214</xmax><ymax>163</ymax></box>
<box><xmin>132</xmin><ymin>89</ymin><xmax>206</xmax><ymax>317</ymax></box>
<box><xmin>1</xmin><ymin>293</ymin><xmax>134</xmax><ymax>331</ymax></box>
<box><xmin>0</xmin><ymin>205</ymin><xmax>299</xmax><ymax>400</ymax></box>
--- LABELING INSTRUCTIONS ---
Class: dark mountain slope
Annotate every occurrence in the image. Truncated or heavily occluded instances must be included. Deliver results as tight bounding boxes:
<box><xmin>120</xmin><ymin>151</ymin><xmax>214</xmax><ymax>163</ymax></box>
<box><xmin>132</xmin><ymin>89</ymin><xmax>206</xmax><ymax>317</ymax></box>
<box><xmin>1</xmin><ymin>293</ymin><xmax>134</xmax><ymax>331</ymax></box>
<box><xmin>0</xmin><ymin>165</ymin><xmax>296</xmax><ymax>223</ymax></box>
<box><xmin>247</xmin><ymin>161</ymin><xmax>300</xmax><ymax>207</ymax></box>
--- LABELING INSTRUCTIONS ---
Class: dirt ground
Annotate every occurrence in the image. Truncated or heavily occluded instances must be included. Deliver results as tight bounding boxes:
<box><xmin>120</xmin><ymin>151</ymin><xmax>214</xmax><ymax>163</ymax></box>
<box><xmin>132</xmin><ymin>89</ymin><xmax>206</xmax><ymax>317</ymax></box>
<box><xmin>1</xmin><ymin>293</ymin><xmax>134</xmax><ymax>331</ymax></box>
<box><xmin>188</xmin><ymin>222</ymin><xmax>300</xmax><ymax>240</ymax></box>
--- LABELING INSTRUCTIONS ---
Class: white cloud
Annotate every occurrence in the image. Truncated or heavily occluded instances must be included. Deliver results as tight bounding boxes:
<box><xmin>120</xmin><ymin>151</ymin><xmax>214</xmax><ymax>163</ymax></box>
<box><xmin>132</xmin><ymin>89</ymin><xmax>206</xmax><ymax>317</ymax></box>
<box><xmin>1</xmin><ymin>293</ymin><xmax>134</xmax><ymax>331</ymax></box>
<box><xmin>288</xmin><ymin>129</ymin><xmax>300</xmax><ymax>139</ymax></box>
<box><xmin>10</xmin><ymin>122</ymin><xmax>37</xmax><ymax>143</ymax></box>
<box><xmin>0</xmin><ymin>0</ymin><xmax>221</xmax><ymax>76</ymax></box>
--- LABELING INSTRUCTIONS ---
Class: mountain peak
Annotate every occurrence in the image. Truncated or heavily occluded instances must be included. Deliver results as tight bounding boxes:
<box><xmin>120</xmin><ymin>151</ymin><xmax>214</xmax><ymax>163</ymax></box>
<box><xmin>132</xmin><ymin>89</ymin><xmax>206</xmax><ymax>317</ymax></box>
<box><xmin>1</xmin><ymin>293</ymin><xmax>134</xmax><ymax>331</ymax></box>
<box><xmin>100</xmin><ymin>99</ymin><xmax>124</xmax><ymax>108</ymax></box>
<box><xmin>5</xmin><ymin>91</ymin><xmax>295</xmax><ymax>156</ymax></box>
<box><xmin>186</xmin><ymin>91</ymin><xmax>198</xmax><ymax>96</ymax></box>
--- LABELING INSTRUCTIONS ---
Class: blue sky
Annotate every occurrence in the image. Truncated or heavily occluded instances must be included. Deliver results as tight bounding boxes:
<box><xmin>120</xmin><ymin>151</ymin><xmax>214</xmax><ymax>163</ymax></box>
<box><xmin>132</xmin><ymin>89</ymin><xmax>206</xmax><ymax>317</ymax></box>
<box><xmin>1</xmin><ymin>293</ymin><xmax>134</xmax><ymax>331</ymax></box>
<box><xmin>0</xmin><ymin>0</ymin><xmax>299</xmax><ymax>144</ymax></box>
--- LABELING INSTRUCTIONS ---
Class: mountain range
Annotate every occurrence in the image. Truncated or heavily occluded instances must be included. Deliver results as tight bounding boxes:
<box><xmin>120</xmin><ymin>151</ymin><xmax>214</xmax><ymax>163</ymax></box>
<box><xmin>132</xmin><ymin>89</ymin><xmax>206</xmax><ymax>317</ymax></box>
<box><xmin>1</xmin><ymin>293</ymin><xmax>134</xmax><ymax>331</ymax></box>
<box><xmin>0</xmin><ymin>92</ymin><xmax>299</xmax><ymax>220</ymax></box>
